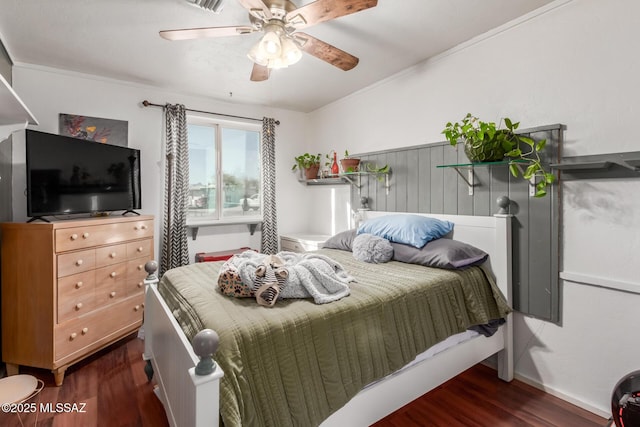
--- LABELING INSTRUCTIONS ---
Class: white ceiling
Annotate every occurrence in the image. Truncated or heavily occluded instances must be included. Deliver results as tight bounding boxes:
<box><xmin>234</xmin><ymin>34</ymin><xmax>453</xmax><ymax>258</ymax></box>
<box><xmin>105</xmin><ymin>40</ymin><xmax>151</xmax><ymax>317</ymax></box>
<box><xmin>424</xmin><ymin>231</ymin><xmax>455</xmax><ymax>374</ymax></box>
<box><xmin>0</xmin><ymin>0</ymin><xmax>554</xmax><ymax>113</ymax></box>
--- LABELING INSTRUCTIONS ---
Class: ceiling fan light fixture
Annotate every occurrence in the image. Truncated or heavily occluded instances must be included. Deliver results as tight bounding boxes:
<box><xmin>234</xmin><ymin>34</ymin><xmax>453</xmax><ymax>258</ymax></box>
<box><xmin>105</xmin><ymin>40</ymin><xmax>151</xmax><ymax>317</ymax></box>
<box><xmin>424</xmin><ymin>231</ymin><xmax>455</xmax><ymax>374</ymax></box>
<box><xmin>268</xmin><ymin>57</ymin><xmax>287</xmax><ymax>69</ymax></box>
<box><xmin>247</xmin><ymin>41</ymin><xmax>269</xmax><ymax>66</ymax></box>
<box><xmin>280</xmin><ymin>36</ymin><xmax>302</xmax><ymax>66</ymax></box>
<box><xmin>260</xmin><ymin>31</ymin><xmax>282</xmax><ymax>58</ymax></box>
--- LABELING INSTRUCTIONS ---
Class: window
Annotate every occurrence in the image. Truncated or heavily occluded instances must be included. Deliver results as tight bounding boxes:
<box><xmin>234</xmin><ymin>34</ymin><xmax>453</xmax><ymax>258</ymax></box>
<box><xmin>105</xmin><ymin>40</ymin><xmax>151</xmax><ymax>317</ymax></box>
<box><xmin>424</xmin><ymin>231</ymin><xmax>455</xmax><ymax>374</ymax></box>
<box><xmin>187</xmin><ymin>117</ymin><xmax>261</xmax><ymax>221</ymax></box>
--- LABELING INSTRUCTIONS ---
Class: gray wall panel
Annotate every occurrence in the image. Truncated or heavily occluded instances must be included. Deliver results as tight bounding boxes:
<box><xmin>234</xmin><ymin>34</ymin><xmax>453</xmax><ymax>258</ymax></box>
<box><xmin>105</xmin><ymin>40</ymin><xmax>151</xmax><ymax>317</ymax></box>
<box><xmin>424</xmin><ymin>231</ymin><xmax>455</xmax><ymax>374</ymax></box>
<box><xmin>510</xmin><ymin>173</ymin><xmax>531</xmax><ymax>314</ymax></box>
<box><xmin>490</xmin><ymin>166</ymin><xmax>510</xmax><ymax>216</ymax></box>
<box><xmin>396</xmin><ymin>150</ymin><xmax>409</xmax><ymax>212</ymax></box>
<box><xmin>352</xmin><ymin>124</ymin><xmax>562</xmax><ymax>323</ymax></box>
<box><xmin>430</xmin><ymin>146</ymin><xmax>444</xmax><ymax>214</ymax></box>
<box><xmin>406</xmin><ymin>149</ymin><xmax>420</xmax><ymax>213</ymax></box>
<box><xmin>473</xmin><ymin>166</ymin><xmax>491</xmax><ymax>216</ymax></box>
<box><xmin>418</xmin><ymin>149</ymin><xmax>431</xmax><ymax>213</ymax></box>
<box><xmin>443</xmin><ymin>146</ymin><xmax>458</xmax><ymax>214</ymax></box>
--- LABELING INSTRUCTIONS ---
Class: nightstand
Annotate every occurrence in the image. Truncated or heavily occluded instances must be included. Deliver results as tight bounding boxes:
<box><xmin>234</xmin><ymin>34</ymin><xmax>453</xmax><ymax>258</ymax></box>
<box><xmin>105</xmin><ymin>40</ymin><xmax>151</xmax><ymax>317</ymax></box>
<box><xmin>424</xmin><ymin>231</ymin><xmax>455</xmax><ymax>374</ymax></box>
<box><xmin>280</xmin><ymin>233</ymin><xmax>331</xmax><ymax>253</ymax></box>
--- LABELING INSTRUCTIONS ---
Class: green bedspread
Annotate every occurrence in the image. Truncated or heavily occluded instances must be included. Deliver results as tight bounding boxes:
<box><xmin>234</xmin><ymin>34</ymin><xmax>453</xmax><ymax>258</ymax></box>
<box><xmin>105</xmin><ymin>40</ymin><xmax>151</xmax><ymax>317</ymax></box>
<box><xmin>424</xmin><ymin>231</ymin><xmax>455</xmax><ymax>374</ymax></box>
<box><xmin>158</xmin><ymin>248</ymin><xmax>511</xmax><ymax>427</ymax></box>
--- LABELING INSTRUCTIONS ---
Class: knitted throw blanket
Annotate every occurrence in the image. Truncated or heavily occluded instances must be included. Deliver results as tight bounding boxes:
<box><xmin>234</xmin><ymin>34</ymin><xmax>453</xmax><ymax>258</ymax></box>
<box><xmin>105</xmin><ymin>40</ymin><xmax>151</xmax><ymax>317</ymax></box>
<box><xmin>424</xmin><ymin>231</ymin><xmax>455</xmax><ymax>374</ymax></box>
<box><xmin>228</xmin><ymin>250</ymin><xmax>353</xmax><ymax>304</ymax></box>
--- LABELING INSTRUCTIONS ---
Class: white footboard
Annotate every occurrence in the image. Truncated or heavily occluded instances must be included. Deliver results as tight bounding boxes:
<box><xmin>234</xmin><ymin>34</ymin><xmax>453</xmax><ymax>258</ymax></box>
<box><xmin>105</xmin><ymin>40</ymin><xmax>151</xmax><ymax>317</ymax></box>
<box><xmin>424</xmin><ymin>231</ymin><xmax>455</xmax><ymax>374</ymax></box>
<box><xmin>144</xmin><ymin>280</ymin><xmax>223</xmax><ymax>427</ymax></box>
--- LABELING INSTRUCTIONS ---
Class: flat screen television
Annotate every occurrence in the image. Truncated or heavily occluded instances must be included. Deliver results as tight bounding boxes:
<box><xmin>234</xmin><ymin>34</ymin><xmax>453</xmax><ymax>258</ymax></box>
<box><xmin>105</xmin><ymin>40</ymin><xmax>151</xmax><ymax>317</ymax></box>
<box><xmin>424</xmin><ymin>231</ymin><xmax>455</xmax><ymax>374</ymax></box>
<box><xmin>26</xmin><ymin>129</ymin><xmax>141</xmax><ymax>219</ymax></box>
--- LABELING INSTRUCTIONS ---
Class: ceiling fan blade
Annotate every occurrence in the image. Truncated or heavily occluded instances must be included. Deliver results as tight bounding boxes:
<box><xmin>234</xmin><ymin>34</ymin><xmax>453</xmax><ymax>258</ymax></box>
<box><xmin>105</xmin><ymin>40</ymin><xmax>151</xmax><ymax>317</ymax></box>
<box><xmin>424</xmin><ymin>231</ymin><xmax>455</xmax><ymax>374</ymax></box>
<box><xmin>286</xmin><ymin>0</ymin><xmax>377</xmax><ymax>29</ymax></box>
<box><xmin>159</xmin><ymin>26</ymin><xmax>254</xmax><ymax>41</ymax></box>
<box><xmin>237</xmin><ymin>0</ymin><xmax>272</xmax><ymax>20</ymax></box>
<box><xmin>250</xmin><ymin>63</ymin><xmax>270</xmax><ymax>81</ymax></box>
<box><xmin>294</xmin><ymin>32</ymin><xmax>359</xmax><ymax>71</ymax></box>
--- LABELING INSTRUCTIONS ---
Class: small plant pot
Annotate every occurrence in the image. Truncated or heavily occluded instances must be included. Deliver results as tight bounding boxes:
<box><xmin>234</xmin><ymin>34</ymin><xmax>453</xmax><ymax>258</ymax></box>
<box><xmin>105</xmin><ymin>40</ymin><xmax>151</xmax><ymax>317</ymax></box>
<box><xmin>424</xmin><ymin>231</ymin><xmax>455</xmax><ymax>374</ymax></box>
<box><xmin>304</xmin><ymin>164</ymin><xmax>320</xmax><ymax>179</ymax></box>
<box><xmin>340</xmin><ymin>158</ymin><xmax>360</xmax><ymax>173</ymax></box>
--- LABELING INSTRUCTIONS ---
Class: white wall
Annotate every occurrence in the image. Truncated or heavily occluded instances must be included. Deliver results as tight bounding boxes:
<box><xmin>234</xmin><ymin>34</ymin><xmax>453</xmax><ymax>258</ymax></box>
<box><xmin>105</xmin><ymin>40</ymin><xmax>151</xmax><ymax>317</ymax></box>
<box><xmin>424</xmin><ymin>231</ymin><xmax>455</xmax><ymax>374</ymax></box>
<box><xmin>11</xmin><ymin>64</ymin><xmax>313</xmax><ymax>261</ymax></box>
<box><xmin>307</xmin><ymin>0</ymin><xmax>639</xmax><ymax>417</ymax></box>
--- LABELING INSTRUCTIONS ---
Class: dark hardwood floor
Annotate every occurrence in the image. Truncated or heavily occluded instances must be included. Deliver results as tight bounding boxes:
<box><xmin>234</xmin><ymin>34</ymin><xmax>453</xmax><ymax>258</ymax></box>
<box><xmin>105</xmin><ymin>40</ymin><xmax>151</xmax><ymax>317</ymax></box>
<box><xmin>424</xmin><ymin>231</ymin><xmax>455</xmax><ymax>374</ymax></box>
<box><xmin>0</xmin><ymin>335</ymin><xmax>608</xmax><ymax>427</ymax></box>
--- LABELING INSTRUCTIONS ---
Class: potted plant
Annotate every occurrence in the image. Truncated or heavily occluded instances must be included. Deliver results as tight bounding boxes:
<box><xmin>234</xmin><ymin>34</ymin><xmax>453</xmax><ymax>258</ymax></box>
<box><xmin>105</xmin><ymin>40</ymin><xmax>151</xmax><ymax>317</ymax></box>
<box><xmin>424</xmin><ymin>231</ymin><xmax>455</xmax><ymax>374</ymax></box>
<box><xmin>292</xmin><ymin>153</ymin><xmax>321</xmax><ymax>180</ymax></box>
<box><xmin>339</xmin><ymin>150</ymin><xmax>361</xmax><ymax>173</ymax></box>
<box><xmin>441</xmin><ymin>113</ymin><xmax>555</xmax><ymax>197</ymax></box>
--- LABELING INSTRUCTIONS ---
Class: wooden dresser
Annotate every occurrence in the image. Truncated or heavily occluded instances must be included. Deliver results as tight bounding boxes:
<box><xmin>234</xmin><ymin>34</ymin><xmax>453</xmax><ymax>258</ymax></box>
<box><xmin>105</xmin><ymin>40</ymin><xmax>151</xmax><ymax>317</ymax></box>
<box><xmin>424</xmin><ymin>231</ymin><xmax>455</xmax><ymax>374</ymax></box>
<box><xmin>1</xmin><ymin>215</ymin><xmax>154</xmax><ymax>385</ymax></box>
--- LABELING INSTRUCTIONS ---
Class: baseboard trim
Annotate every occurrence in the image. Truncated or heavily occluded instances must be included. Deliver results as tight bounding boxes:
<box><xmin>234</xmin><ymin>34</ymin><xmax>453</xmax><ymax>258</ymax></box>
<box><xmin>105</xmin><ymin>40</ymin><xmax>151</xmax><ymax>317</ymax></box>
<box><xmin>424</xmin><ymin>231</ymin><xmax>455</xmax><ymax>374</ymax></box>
<box><xmin>513</xmin><ymin>372</ymin><xmax>610</xmax><ymax>419</ymax></box>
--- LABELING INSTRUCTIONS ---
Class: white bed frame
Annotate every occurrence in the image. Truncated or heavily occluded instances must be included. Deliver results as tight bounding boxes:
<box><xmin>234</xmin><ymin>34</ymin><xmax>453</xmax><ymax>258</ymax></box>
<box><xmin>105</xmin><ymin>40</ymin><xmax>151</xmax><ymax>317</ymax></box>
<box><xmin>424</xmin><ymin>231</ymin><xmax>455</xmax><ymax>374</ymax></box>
<box><xmin>143</xmin><ymin>212</ymin><xmax>513</xmax><ymax>427</ymax></box>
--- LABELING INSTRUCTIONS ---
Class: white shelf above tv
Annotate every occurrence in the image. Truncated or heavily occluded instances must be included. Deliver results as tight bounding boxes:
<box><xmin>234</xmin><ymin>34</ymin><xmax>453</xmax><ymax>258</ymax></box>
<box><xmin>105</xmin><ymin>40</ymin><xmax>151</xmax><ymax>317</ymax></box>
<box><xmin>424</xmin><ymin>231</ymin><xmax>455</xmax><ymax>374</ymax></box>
<box><xmin>0</xmin><ymin>72</ymin><xmax>38</xmax><ymax>142</ymax></box>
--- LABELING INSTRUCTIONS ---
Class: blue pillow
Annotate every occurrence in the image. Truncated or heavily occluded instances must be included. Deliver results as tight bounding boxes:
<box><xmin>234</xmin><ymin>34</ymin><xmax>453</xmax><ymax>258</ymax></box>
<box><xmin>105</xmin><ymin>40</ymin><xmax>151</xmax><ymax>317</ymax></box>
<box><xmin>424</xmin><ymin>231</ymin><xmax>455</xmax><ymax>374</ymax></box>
<box><xmin>357</xmin><ymin>214</ymin><xmax>454</xmax><ymax>248</ymax></box>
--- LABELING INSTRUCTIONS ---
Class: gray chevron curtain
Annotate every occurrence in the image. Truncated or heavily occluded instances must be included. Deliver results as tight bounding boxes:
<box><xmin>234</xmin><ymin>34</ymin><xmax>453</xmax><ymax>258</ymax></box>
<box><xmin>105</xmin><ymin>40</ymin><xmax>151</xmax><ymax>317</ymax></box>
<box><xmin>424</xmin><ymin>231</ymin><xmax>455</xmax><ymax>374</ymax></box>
<box><xmin>261</xmin><ymin>117</ymin><xmax>278</xmax><ymax>254</ymax></box>
<box><xmin>160</xmin><ymin>104</ymin><xmax>190</xmax><ymax>275</ymax></box>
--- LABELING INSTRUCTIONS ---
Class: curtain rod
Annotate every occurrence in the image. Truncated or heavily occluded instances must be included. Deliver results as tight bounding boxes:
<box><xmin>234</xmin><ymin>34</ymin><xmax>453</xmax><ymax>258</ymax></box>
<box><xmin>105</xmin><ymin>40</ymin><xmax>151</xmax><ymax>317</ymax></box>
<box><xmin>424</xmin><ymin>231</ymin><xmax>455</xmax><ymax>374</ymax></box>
<box><xmin>141</xmin><ymin>100</ymin><xmax>280</xmax><ymax>125</ymax></box>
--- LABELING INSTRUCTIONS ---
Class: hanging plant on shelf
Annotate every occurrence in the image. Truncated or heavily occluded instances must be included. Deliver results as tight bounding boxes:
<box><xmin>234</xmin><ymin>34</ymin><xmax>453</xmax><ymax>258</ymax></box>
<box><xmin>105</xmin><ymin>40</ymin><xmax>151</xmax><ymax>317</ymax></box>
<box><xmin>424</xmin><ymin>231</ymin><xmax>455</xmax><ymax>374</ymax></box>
<box><xmin>292</xmin><ymin>153</ymin><xmax>321</xmax><ymax>180</ymax></box>
<box><xmin>364</xmin><ymin>163</ymin><xmax>390</xmax><ymax>181</ymax></box>
<box><xmin>340</xmin><ymin>150</ymin><xmax>361</xmax><ymax>173</ymax></box>
<box><xmin>441</xmin><ymin>113</ymin><xmax>555</xmax><ymax>197</ymax></box>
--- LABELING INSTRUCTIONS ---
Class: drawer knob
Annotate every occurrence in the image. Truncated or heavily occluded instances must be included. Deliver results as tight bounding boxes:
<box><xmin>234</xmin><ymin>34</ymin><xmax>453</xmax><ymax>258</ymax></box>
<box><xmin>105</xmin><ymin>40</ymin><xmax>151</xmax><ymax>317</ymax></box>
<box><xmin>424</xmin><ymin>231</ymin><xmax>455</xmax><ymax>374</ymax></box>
<box><xmin>110</xmin><ymin>252</ymin><xmax>117</xmax><ymax>258</ymax></box>
<box><xmin>76</xmin><ymin>259</ymin><xmax>83</xmax><ymax>266</ymax></box>
<box><xmin>82</xmin><ymin>232</ymin><xmax>90</xmax><ymax>239</ymax></box>
<box><xmin>70</xmin><ymin>233</ymin><xmax>78</xmax><ymax>241</ymax></box>
<box><xmin>75</xmin><ymin>281</ymin><xmax>83</xmax><ymax>289</ymax></box>
<box><xmin>110</xmin><ymin>291</ymin><xmax>117</xmax><ymax>298</ymax></box>
<box><xmin>141</xmin><ymin>224</ymin><xmax>148</xmax><ymax>230</ymax></box>
<box><xmin>137</xmin><ymin>264</ymin><xmax>143</xmax><ymax>271</ymax></box>
<box><xmin>82</xmin><ymin>327</ymin><xmax>89</xmax><ymax>335</ymax></box>
<box><xmin>110</xmin><ymin>272</ymin><xmax>117</xmax><ymax>278</ymax></box>
<box><xmin>137</xmin><ymin>246</ymin><xmax>143</xmax><ymax>252</ymax></box>
<box><xmin>75</xmin><ymin>303</ymin><xmax>83</xmax><ymax>310</ymax></box>
<box><xmin>137</xmin><ymin>282</ymin><xmax>143</xmax><ymax>288</ymax></box>
<box><xmin>134</xmin><ymin>305</ymin><xmax>141</xmax><ymax>311</ymax></box>
<box><xmin>69</xmin><ymin>332</ymin><xmax>77</xmax><ymax>340</ymax></box>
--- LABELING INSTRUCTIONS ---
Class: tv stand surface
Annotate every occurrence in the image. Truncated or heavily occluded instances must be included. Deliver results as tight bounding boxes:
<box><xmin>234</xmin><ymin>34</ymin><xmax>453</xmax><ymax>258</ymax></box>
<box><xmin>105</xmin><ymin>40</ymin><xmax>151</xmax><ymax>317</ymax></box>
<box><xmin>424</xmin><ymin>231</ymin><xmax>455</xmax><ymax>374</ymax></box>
<box><xmin>26</xmin><ymin>216</ymin><xmax>51</xmax><ymax>223</ymax></box>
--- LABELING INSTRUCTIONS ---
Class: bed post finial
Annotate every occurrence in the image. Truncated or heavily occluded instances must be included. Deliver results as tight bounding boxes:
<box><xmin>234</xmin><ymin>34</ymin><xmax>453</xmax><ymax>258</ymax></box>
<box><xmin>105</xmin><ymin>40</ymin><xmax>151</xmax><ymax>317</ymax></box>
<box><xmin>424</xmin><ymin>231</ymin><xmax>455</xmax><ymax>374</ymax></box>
<box><xmin>496</xmin><ymin>196</ymin><xmax>510</xmax><ymax>215</ymax></box>
<box><xmin>193</xmin><ymin>329</ymin><xmax>220</xmax><ymax>375</ymax></box>
<box><xmin>144</xmin><ymin>260</ymin><xmax>159</xmax><ymax>286</ymax></box>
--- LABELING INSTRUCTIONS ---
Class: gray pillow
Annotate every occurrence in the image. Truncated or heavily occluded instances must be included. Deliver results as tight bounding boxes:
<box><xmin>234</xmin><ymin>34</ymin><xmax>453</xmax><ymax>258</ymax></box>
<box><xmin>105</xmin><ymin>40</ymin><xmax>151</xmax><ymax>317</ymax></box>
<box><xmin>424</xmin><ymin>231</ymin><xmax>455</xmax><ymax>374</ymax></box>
<box><xmin>322</xmin><ymin>229</ymin><xmax>356</xmax><ymax>251</ymax></box>
<box><xmin>352</xmin><ymin>233</ymin><xmax>394</xmax><ymax>264</ymax></box>
<box><xmin>391</xmin><ymin>238</ymin><xmax>488</xmax><ymax>269</ymax></box>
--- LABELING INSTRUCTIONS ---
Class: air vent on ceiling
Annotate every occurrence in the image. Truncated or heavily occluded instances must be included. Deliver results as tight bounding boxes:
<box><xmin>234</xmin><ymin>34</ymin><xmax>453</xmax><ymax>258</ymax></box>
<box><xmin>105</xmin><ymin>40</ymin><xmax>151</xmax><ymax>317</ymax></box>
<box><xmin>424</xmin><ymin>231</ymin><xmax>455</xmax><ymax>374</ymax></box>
<box><xmin>187</xmin><ymin>0</ymin><xmax>225</xmax><ymax>13</ymax></box>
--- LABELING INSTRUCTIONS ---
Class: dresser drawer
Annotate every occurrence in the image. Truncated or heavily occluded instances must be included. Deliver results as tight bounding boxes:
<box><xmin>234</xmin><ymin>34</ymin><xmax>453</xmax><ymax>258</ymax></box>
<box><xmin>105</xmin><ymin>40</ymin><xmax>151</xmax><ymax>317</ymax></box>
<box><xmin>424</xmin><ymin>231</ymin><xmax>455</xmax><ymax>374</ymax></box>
<box><xmin>55</xmin><ymin>220</ymin><xmax>154</xmax><ymax>252</ymax></box>
<box><xmin>126</xmin><ymin>259</ymin><xmax>148</xmax><ymax>296</ymax></box>
<box><xmin>57</xmin><ymin>271</ymin><xmax>96</xmax><ymax>324</ymax></box>
<box><xmin>95</xmin><ymin>243</ymin><xmax>127</xmax><ymax>268</ymax></box>
<box><xmin>57</xmin><ymin>249</ymin><xmax>96</xmax><ymax>277</ymax></box>
<box><xmin>95</xmin><ymin>263</ymin><xmax>127</xmax><ymax>305</ymax></box>
<box><xmin>126</xmin><ymin>239</ymin><xmax>152</xmax><ymax>258</ymax></box>
<box><xmin>54</xmin><ymin>295</ymin><xmax>144</xmax><ymax>361</ymax></box>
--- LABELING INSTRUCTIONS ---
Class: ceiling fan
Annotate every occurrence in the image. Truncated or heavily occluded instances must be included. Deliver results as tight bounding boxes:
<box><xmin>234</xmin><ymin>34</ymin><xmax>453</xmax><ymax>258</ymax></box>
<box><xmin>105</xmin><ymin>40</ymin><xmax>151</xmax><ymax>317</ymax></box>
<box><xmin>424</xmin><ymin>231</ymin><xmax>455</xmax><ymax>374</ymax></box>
<box><xmin>159</xmin><ymin>0</ymin><xmax>378</xmax><ymax>81</ymax></box>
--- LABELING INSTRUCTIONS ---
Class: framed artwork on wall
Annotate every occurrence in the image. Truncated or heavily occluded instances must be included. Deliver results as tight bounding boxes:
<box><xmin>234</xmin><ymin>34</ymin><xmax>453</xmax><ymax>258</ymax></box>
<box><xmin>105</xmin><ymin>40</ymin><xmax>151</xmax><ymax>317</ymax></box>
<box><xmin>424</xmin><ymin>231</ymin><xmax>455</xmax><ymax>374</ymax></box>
<box><xmin>59</xmin><ymin>113</ymin><xmax>128</xmax><ymax>146</ymax></box>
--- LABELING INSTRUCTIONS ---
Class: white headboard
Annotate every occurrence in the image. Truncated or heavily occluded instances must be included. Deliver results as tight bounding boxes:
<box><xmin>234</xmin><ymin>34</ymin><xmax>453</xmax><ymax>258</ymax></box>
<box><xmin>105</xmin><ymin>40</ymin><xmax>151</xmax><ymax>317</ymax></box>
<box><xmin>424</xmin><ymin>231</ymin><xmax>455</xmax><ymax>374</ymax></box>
<box><xmin>361</xmin><ymin>211</ymin><xmax>513</xmax><ymax>305</ymax></box>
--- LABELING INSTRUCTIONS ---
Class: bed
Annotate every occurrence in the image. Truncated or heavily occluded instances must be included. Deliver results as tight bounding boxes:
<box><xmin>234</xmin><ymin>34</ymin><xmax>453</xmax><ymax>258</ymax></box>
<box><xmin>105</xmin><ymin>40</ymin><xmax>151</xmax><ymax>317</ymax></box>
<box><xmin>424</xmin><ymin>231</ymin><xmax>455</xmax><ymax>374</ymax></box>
<box><xmin>143</xmin><ymin>211</ymin><xmax>514</xmax><ymax>426</ymax></box>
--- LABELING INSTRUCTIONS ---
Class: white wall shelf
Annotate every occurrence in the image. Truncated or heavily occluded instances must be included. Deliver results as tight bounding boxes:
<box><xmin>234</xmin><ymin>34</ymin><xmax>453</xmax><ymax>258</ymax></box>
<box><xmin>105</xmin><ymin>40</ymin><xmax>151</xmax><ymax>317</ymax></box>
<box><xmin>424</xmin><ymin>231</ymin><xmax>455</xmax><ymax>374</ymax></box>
<box><xmin>0</xmin><ymin>72</ymin><xmax>38</xmax><ymax>142</ymax></box>
<box><xmin>551</xmin><ymin>151</ymin><xmax>640</xmax><ymax>179</ymax></box>
<box><xmin>186</xmin><ymin>217</ymin><xmax>262</xmax><ymax>240</ymax></box>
